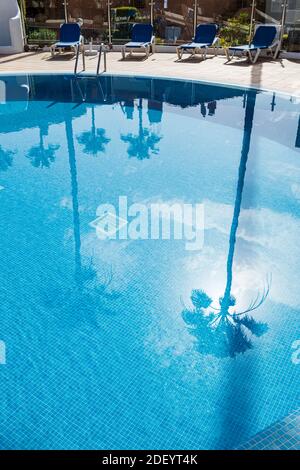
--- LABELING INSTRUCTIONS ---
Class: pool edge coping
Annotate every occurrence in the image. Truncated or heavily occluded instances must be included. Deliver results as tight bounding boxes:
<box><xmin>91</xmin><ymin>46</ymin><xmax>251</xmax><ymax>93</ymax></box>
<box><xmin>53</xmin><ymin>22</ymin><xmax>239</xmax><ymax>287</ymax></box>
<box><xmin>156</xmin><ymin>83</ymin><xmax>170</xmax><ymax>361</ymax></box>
<box><xmin>0</xmin><ymin>70</ymin><xmax>299</xmax><ymax>100</ymax></box>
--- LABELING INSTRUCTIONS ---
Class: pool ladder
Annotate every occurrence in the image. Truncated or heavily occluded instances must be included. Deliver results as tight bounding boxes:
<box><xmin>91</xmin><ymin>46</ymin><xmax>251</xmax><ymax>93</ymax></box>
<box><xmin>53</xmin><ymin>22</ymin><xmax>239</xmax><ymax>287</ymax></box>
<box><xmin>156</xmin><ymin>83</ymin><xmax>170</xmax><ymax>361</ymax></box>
<box><xmin>97</xmin><ymin>44</ymin><xmax>107</xmax><ymax>75</ymax></box>
<box><xmin>74</xmin><ymin>43</ymin><xmax>107</xmax><ymax>75</ymax></box>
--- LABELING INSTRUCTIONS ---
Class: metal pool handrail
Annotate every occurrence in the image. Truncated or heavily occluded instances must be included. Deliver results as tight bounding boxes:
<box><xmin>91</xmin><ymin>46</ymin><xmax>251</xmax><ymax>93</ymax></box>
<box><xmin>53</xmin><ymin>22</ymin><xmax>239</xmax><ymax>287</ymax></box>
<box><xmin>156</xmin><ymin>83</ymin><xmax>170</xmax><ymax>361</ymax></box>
<box><xmin>74</xmin><ymin>42</ymin><xmax>85</xmax><ymax>75</ymax></box>
<box><xmin>96</xmin><ymin>44</ymin><xmax>107</xmax><ymax>75</ymax></box>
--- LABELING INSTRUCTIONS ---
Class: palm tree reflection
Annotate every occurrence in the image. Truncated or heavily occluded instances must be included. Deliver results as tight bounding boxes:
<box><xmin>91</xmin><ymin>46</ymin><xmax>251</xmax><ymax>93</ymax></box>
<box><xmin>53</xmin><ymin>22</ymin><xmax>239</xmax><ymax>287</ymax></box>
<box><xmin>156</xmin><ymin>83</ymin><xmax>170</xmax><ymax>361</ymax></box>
<box><xmin>121</xmin><ymin>98</ymin><xmax>162</xmax><ymax>160</ymax></box>
<box><xmin>296</xmin><ymin>116</ymin><xmax>300</xmax><ymax>149</ymax></box>
<box><xmin>66</xmin><ymin>110</ymin><xmax>118</xmax><ymax>294</ymax></box>
<box><xmin>26</xmin><ymin>123</ymin><xmax>59</xmax><ymax>168</ymax></box>
<box><xmin>77</xmin><ymin>106</ymin><xmax>110</xmax><ymax>157</ymax></box>
<box><xmin>0</xmin><ymin>146</ymin><xmax>14</xmax><ymax>172</ymax></box>
<box><xmin>182</xmin><ymin>90</ymin><xmax>269</xmax><ymax>358</ymax></box>
<box><xmin>44</xmin><ymin>110</ymin><xmax>119</xmax><ymax>322</ymax></box>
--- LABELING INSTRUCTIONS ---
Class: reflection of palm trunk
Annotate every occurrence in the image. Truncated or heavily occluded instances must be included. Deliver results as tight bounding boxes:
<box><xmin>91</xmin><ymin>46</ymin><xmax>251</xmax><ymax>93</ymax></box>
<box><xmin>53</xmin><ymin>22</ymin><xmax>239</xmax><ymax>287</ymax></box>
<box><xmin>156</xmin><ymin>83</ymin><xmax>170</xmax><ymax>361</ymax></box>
<box><xmin>39</xmin><ymin>127</ymin><xmax>44</xmax><ymax>152</ymax></box>
<box><xmin>39</xmin><ymin>122</ymin><xmax>48</xmax><ymax>152</ymax></box>
<box><xmin>138</xmin><ymin>98</ymin><xmax>143</xmax><ymax>143</ymax></box>
<box><xmin>296</xmin><ymin>116</ymin><xmax>300</xmax><ymax>149</ymax></box>
<box><xmin>221</xmin><ymin>91</ymin><xmax>257</xmax><ymax>313</ymax></box>
<box><xmin>65</xmin><ymin>114</ymin><xmax>82</xmax><ymax>286</ymax></box>
<box><xmin>92</xmin><ymin>106</ymin><xmax>96</xmax><ymax>153</ymax></box>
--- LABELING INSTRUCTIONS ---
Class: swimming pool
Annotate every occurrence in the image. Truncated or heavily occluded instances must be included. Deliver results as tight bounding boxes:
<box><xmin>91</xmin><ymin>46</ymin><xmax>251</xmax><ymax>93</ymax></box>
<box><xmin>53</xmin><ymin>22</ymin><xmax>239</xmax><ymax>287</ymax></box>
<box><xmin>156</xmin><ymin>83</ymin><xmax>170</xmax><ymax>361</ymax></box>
<box><xmin>0</xmin><ymin>74</ymin><xmax>299</xmax><ymax>450</ymax></box>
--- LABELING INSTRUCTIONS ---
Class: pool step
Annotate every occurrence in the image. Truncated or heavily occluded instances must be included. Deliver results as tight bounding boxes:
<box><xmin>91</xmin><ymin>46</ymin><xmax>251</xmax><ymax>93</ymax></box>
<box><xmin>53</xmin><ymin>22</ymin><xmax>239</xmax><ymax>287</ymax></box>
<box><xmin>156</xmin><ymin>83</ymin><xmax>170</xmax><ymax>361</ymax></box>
<box><xmin>237</xmin><ymin>408</ymin><xmax>300</xmax><ymax>450</ymax></box>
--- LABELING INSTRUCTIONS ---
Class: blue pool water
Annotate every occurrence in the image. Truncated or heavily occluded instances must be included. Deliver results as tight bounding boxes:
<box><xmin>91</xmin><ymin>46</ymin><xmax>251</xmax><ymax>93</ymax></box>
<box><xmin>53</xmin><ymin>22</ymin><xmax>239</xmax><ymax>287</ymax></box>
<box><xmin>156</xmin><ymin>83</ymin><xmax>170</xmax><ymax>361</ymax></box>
<box><xmin>0</xmin><ymin>74</ymin><xmax>299</xmax><ymax>449</ymax></box>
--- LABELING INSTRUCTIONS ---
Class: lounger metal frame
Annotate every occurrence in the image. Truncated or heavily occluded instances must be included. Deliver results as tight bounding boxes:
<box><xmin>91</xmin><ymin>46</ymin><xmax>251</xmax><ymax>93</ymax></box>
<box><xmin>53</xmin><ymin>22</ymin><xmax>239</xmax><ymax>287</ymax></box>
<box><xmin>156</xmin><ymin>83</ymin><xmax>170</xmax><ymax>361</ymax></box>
<box><xmin>225</xmin><ymin>24</ymin><xmax>281</xmax><ymax>64</ymax></box>
<box><xmin>176</xmin><ymin>37</ymin><xmax>219</xmax><ymax>60</ymax></box>
<box><xmin>121</xmin><ymin>36</ymin><xmax>156</xmax><ymax>59</ymax></box>
<box><xmin>176</xmin><ymin>24</ymin><xmax>219</xmax><ymax>61</ymax></box>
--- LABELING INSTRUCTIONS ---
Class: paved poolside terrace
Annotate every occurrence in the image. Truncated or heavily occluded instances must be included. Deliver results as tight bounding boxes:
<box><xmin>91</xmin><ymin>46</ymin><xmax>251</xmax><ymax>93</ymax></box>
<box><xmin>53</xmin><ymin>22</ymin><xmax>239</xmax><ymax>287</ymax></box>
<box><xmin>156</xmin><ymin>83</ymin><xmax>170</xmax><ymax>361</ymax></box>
<box><xmin>0</xmin><ymin>50</ymin><xmax>299</xmax><ymax>97</ymax></box>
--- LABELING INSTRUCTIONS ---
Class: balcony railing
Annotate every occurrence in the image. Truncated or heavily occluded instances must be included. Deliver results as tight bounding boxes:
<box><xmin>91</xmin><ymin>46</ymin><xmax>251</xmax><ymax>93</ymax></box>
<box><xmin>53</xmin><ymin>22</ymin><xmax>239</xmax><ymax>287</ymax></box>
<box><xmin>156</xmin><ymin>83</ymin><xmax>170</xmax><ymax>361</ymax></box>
<box><xmin>22</xmin><ymin>1</ymin><xmax>300</xmax><ymax>52</ymax></box>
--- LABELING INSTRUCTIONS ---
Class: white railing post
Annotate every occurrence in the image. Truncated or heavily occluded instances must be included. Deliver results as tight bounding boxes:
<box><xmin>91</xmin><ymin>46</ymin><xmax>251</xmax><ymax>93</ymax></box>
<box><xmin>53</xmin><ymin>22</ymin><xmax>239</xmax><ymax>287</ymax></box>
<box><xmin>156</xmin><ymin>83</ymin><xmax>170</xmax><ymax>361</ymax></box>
<box><xmin>150</xmin><ymin>1</ymin><xmax>155</xmax><ymax>26</ymax></box>
<box><xmin>107</xmin><ymin>1</ymin><xmax>112</xmax><ymax>45</ymax></box>
<box><xmin>19</xmin><ymin>0</ymin><xmax>28</xmax><ymax>47</ymax></box>
<box><xmin>275</xmin><ymin>0</ymin><xmax>288</xmax><ymax>58</ymax></box>
<box><xmin>249</xmin><ymin>0</ymin><xmax>256</xmax><ymax>45</ymax></box>
<box><xmin>193</xmin><ymin>0</ymin><xmax>197</xmax><ymax>36</ymax></box>
<box><xmin>63</xmin><ymin>1</ymin><xmax>68</xmax><ymax>23</ymax></box>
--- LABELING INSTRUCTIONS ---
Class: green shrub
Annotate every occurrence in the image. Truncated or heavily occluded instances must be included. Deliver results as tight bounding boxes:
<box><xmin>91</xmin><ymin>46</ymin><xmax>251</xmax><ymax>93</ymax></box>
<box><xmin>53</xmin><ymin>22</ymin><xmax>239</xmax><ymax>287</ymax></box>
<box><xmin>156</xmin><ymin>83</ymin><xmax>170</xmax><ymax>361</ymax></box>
<box><xmin>219</xmin><ymin>12</ymin><xmax>251</xmax><ymax>48</ymax></box>
<box><xmin>28</xmin><ymin>28</ymin><xmax>57</xmax><ymax>42</ymax></box>
<box><xmin>282</xmin><ymin>33</ymin><xmax>288</xmax><ymax>49</ymax></box>
<box><xmin>112</xmin><ymin>7</ymin><xmax>139</xmax><ymax>21</ymax></box>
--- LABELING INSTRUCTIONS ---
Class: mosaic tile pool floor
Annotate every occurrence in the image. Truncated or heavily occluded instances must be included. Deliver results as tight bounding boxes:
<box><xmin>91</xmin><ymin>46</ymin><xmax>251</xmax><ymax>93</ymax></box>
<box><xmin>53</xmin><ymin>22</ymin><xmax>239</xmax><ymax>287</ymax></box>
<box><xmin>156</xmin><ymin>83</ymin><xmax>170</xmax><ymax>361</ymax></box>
<box><xmin>0</xmin><ymin>74</ymin><xmax>299</xmax><ymax>449</ymax></box>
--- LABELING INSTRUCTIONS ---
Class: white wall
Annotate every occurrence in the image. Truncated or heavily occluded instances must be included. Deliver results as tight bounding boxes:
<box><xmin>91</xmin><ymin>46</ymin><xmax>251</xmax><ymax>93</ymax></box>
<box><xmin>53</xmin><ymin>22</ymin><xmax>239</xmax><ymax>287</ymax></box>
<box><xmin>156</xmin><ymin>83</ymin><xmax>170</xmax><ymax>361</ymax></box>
<box><xmin>0</xmin><ymin>0</ymin><xmax>24</xmax><ymax>54</ymax></box>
